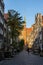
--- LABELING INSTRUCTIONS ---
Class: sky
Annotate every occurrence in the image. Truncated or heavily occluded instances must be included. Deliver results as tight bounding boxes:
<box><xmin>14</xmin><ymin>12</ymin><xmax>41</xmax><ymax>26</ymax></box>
<box><xmin>4</xmin><ymin>0</ymin><xmax>43</xmax><ymax>28</ymax></box>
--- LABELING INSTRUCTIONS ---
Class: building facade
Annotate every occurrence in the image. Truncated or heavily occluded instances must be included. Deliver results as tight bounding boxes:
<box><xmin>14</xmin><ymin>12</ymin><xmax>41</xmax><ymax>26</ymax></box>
<box><xmin>31</xmin><ymin>13</ymin><xmax>43</xmax><ymax>54</ymax></box>
<box><xmin>0</xmin><ymin>0</ymin><xmax>7</xmax><ymax>60</ymax></box>
<box><xmin>0</xmin><ymin>0</ymin><xmax>4</xmax><ymax>49</ymax></box>
<box><xmin>28</xmin><ymin>13</ymin><xmax>42</xmax><ymax>48</ymax></box>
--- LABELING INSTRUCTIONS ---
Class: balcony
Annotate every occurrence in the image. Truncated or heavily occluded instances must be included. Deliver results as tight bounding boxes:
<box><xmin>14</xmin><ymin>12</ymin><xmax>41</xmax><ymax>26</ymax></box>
<box><xmin>0</xmin><ymin>23</ymin><xmax>4</xmax><ymax>32</ymax></box>
<box><xmin>0</xmin><ymin>39</ymin><xmax>3</xmax><ymax>48</ymax></box>
<box><xmin>0</xmin><ymin>10</ymin><xmax>4</xmax><ymax>18</ymax></box>
<box><xmin>4</xmin><ymin>33</ymin><xmax>6</xmax><ymax>37</ymax></box>
<box><xmin>0</xmin><ymin>0</ymin><xmax>4</xmax><ymax>9</ymax></box>
<box><xmin>4</xmin><ymin>24</ymin><xmax>6</xmax><ymax>29</ymax></box>
<box><xmin>0</xmin><ymin>28</ymin><xmax>3</xmax><ymax>35</ymax></box>
<box><xmin>0</xmin><ymin>5</ymin><xmax>4</xmax><ymax>15</ymax></box>
<box><xmin>0</xmin><ymin>17</ymin><xmax>4</xmax><ymax>24</ymax></box>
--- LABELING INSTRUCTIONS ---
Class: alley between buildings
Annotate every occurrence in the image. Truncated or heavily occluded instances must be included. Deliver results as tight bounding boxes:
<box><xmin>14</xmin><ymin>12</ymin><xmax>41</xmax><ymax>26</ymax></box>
<box><xmin>0</xmin><ymin>50</ymin><xmax>43</xmax><ymax>65</ymax></box>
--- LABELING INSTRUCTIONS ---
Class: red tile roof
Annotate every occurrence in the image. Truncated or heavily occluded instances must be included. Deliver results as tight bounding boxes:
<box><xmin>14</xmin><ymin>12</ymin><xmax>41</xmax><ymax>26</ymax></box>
<box><xmin>26</xmin><ymin>27</ymin><xmax>33</xmax><ymax>35</ymax></box>
<box><xmin>4</xmin><ymin>13</ymin><xmax>9</xmax><ymax>21</ymax></box>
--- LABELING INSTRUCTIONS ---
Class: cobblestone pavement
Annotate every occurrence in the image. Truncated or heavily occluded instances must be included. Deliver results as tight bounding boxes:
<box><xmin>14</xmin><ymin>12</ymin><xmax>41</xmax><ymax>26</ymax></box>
<box><xmin>0</xmin><ymin>50</ymin><xmax>43</xmax><ymax>65</ymax></box>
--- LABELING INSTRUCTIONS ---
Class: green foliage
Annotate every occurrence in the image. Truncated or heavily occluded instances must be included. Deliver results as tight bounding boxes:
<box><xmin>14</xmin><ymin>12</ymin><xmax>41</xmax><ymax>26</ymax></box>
<box><xmin>19</xmin><ymin>39</ymin><xmax>24</xmax><ymax>50</ymax></box>
<box><xmin>8</xmin><ymin>10</ymin><xmax>24</xmax><ymax>36</ymax></box>
<box><xmin>7</xmin><ymin>10</ymin><xmax>25</xmax><ymax>48</ymax></box>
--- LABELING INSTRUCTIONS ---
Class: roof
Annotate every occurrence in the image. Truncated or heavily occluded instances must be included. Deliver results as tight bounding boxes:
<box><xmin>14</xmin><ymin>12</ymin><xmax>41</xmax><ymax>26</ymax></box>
<box><xmin>4</xmin><ymin>13</ymin><xmax>9</xmax><ymax>21</ymax></box>
<box><xmin>26</xmin><ymin>27</ymin><xmax>33</xmax><ymax>35</ymax></box>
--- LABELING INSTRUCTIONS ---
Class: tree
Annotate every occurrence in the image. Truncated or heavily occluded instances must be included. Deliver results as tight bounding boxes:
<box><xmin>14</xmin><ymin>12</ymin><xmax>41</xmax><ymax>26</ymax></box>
<box><xmin>7</xmin><ymin>10</ymin><xmax>24</xmax><ymax>47</ymax></box>
<box><xmin>19</xmin><ymin>39</ymin><xmax>24</xmax><ymax>51</ymax></box>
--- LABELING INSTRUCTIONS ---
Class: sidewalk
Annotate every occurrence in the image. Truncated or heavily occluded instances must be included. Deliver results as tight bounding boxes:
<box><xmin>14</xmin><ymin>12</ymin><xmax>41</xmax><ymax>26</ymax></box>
<box><xmin>0</xmin><ymin>60</ymin><xmax>4</xmax><ymax>65</ymax></box>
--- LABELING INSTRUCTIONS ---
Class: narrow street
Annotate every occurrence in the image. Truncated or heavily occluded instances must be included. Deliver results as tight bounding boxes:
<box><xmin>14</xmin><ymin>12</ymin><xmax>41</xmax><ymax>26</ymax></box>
<box><xmin>0</xmin><ymin>50</ymin><xmax>43</xmax><ymax>65</ymax></box>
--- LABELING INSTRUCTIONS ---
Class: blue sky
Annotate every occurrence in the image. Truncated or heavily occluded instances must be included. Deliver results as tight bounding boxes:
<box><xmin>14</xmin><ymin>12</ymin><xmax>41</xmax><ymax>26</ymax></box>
<box><xmin>4</xmin><ymin>0</ymin><xmax>43</xmax><ymax>28</ymax></box>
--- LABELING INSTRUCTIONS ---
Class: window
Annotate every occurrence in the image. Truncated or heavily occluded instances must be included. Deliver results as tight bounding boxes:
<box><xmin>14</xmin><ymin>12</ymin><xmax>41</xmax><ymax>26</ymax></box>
<box><xmin>0</xmin><ymin>28</ymin><xmax>3</xmax><ymax>35</ymax></box>
<box><xmin>40</xmin><ymin>34</ymin><xmax>42</xmax><ymax>40</ymax></box>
